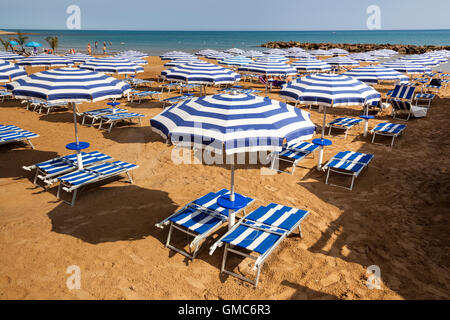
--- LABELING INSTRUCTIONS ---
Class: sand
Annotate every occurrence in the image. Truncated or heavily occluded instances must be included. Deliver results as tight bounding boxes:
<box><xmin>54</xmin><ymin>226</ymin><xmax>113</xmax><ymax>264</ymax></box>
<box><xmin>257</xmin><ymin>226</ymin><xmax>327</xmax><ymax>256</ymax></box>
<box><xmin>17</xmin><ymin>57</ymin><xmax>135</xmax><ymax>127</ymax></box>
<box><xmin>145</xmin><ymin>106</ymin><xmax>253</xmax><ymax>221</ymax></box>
<box><xmin>0</xmin><ymin>56</ymin><xmax>449</xmax><ymax>300</ymax></box>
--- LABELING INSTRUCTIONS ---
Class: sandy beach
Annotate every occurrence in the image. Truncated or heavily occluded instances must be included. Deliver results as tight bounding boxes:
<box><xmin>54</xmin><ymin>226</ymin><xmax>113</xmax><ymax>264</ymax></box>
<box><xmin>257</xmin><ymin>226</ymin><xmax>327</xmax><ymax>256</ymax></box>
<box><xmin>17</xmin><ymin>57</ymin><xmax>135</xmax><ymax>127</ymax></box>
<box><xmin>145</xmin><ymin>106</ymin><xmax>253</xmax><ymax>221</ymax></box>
<box><xmin>0</xmin><ymin>56</ymin><xmax>449</xmax><ymax>300</ymax></box>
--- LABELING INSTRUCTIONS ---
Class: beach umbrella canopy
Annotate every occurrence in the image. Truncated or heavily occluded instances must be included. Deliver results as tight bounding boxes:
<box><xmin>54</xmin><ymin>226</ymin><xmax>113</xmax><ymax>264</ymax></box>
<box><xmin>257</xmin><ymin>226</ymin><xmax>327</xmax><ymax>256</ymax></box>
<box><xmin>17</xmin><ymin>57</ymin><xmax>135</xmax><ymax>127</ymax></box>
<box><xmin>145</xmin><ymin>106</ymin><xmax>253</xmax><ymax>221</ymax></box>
<box><xmin>0</xmin><ymin>60</ymin><xmax>27</xmax><ymax>83</ymax></box>
<box><xmin>286</xmin><ymin>52</ymin><xmax>314</xmax><ymax>59</ymax></box>
<box><xmin>286</xmin><ymin>47</ymin><xmax>306</xmax><ymax>53</ymax></box>
<box><xmin>25</xmin><ymin>42</ymin><xmax>42</xmax><ymax>48</ymax></box>
<box><xmin>422</xmin><ymin>52</ymin><xmax>448</xmax><ymax>63</ymax></box>
<box><xmin>366</xmin><ymin>50</ymin><xmax>391</xmax><ymax>58</ymax></box>
<box><xmin>16</xmin><ymin>54</ymin><xmax>74</xmax><ymax>67</ymax></box>
<box><xmin>343</xmin><ymin>65</ymin><xmax>409</xmax><ymax>84</ymax></box>
<box><xmin>325</xmin><ymin>56</ymin><xmax>360</xmax><ymax>67</ymax></box>
<box><xmin>291</xmin><ymin>58</ymin><xmax>332</xmax><ymax>73</ymax></box>
<box><xmin>244</xmin><ymin>50</ymin><xmax>264</xmax><ymax>58</ymax></box>
<box><xmin>329</xmin><ymin>48</ymin><xmax>349</xmax><ymax>55</ymax></box>
<box><xmin>79</xmin><ymin>57</ymin><xmax>144</xmax><ymax>75</ymax></box>
<box><xmin>65</xmin><ymin>53</ymin><xmax>94</xmax><ymax>63</ymax></box>
<box><xmin>9</xmin><ymin>40</ymin><xmax>19</xmax><ymax>46</ymax></box>
<box><xmin>164</xmin><ymin>57</ymin><xmax>202</xmax><ymax>67</ymax></box>
<box><xmin>0</xmin><ymin>51</ymin><xmax>25</xmax><ymax>61</ymax></box>
<box><xmin>205</xmin><ymin>52</ymin><xmax>233</xmax><ymax>60</ymax></box>
<box><xmin>399</xmin><ymin>55</ymin><xmax>441</xmax><ymax>67</ymax></box>
<box><xmin>380</xmin><ymin>60</ymin><xmax>432</xmax><ymax>74</ymax></box>
<box><xmin>160</xmin><ymin>51</ymin><xmax>193</xmax><ymax>60</ymax></box>
<box><xmin>150</xmin><ymin>92</ymin><xmax>316</xmax><ymax>226</ymax></box>
<box><xmin>162</xmin><ymin>62</ymin><xmax>240</xmax><ymax>88</ymax></box>
<box><xmin>118</xmin><ymin>50</ymin><xmax>148</xmax><ymax>58</ymax></box>
<box><xmin>310</xmin><ymin>49</ymin><xmax>332</xmax><ymax>56</ymax></box>
<box><xmin>255</xmin><ymin>55</ymin><xmax>289</xmax><ymax>63</ymax></box>
<box><xmin>430</xmin><ymin>50</ymin><xmax>450</xmax><ymax>57</ymax></box>
<box><xmin>219</xmin><ymin>56</ymin><xmax>253</xmax><ymax>66</ymax></box>
<box><xmin>263</xmin><ymin>48</ymin><xmax>287</xmax><ymax>55</ymax></box>
<box><xmin>224</xmin><ymin>48</ymin><xmax>245</xmax><ymax>55</ymax></box>
<box><xmin>238</xmin><ymin>61</ymin><xmax>297</xmax><ymax>76</ymax></box>
<box><xmin>347</xmin><ymin>53</ymin><xmax>379</xmax><ymax>62</ymax></box>
<box><xmin>6</xmin><ymin>67</ymin><xmax>131</xmax><ymax>168</ymax></box>
<box><xmin>377</xmin><ymin>49</ymin><xmax>398</xmax><ymax>55</ymax></box>
<box><xmin>196</xmin><ymin>49</ymin><xmax>219</xmax><ymax>56</ymax></box>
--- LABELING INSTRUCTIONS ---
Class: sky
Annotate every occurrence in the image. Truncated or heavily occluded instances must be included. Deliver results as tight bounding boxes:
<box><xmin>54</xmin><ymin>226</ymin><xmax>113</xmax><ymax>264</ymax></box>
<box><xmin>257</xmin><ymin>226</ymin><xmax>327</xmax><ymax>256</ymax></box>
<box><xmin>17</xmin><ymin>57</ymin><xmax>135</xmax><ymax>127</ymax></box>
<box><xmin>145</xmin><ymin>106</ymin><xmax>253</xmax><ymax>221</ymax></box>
<box><xmin>1</xmin><ymin>0</ymin><xmax>450</xmax><ymax>31</ymax></box>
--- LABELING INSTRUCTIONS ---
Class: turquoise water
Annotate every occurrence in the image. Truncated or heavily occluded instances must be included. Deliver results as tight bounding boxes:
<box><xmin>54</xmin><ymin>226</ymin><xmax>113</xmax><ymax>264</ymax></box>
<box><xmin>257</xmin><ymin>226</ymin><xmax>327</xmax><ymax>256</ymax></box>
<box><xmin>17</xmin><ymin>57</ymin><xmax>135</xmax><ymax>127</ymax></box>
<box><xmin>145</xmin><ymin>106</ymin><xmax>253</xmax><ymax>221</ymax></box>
<box><xmin>2</xmin><ymin>29</ymin><xmax>450</xmax><ymax>55</ymax></box>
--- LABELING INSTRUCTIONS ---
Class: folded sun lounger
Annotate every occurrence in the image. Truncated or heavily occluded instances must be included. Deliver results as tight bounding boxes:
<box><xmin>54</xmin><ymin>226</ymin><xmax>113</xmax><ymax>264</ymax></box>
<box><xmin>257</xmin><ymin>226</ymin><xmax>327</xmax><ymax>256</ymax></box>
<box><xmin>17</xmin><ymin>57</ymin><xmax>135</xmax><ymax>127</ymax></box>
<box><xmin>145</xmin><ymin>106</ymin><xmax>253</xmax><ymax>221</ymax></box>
<box><xmin>57</xmin><ymin>160</ymin><xmax>138</xmax><ymax>206</ymax></box>
<box><xmin>0</xmin><ymin>125</ymin><xmax>39</xmax><ymax>149</ymax></box>
<box><xmin>98</xmin><ymin>112</ymin><xmax>145</xmax><ymax>132</ymax></box>
<box><xmin>156</xmin><ymin>189</ymin><xmax>255</xmax><ymax>260</ymax></box>
<box><xmin>209</xmin><ymin>202</ymin><xmax>309</xmax><ymax>287</ymax></box>
<box><xmin>269</xmin><ymin>141</ymin><xmax>318</xmax><ymax>175</ymax></box>
<box><xmin>370</xmin><ymin>122</ymin><xmax>407</xmax><ymax>148</ymax></box>
<box><xmin>327</xmin><ymin>117</ymin><xmax>362</xmax><ymax>139</ymax></box>
<box><xmin>322</xmin><ymin>151</ymin><xmax>373</xmax><ymax>190</ymax></box>
<box><xmin>390</xmin><ymin>99</ymin><xmax>427</xmax><ymax>121</ymax></box>
<box><xmin>22</xmin><ymin>151</ymin><xmax>112</xmax><ymax>187</ymax></box>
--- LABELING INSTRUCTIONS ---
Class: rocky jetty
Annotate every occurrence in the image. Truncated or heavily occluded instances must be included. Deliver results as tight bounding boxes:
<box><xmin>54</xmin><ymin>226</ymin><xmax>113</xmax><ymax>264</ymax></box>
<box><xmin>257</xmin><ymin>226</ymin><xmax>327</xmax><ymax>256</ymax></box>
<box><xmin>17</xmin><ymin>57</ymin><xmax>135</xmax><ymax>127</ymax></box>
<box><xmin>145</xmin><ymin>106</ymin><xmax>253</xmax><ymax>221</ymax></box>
<box><xmin>262</xmin><ymin>41</ymin><xmax>450</xmax><ymax>54</ymax></box>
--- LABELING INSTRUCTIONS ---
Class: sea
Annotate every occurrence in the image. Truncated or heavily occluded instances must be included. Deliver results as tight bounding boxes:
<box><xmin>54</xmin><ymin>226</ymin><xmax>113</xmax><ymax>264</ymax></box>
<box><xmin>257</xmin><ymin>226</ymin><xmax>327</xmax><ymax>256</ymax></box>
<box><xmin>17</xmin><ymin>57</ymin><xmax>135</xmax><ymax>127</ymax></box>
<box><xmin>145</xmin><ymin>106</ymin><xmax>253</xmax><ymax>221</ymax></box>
<box><xmin>2</xmin><ymin>29</ymin><xmax>450</xmax><ymax>71</ymax></box>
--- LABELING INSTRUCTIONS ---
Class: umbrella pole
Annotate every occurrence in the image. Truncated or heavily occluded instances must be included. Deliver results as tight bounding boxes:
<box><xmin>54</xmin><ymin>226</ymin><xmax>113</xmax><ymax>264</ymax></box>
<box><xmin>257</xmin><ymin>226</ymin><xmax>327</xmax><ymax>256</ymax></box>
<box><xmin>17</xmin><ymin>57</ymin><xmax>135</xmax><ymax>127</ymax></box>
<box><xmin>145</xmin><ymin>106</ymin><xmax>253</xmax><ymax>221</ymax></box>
<box><xmin>229</xmin><ymin>163</ymin><xmax>235</xmax><ymax>230</ymax></box>
<box><xmin>317</xmin><ymin>105</ymin><xmax>328</xmax><ymax>170</ymax></box>
<box><xmin>71</xmin><ymin>102</ymin><xmax>83</xmax><ymax>170</ymax></box>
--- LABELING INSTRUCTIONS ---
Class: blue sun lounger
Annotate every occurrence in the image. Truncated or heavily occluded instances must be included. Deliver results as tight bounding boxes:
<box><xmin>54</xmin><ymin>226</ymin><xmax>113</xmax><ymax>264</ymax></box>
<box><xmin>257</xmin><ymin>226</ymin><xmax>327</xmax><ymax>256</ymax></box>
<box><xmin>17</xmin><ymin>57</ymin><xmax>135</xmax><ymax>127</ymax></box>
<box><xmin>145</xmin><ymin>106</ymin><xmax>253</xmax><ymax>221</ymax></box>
<box><xmin>327</xmin><ymin>117</ymin><xmax>363</xmax><ymax>139</ymax></box>
<box><xmin>0</xmin><ymin>125</ymin><xmax>39</xmax><ymax>149</ymax></box>
<box><xmin>156</xmin><ymin>189</ymin><xmax>255</xmax><ymax>260</ymax></box>
<box><xmin>130</xmin><ymin>90</ymin><xmax>162</xmax><ymax>103</ymax></box>
<box><xmin>22</xmin><ymin>151</ymin><xmax>112</xmax><ymax>187</ymax></box>
<box><xmin>269</xmin><ymin>141</ymin><xmax>318</xmax><ymax>175</ymax></box>
<box><xmin>322</xmin><ymin>151</ymin><xmax>374</xmax><ymax>191</ymax></box>
<box><xmin>161</xmin><ymin>95</ymin><xmax>191</xmax><ymax>108</ymax></box>
<box><xmin>209</xmin><ymin>203</ymin><xmax>309</xmax><ymax>287</ymax></box>
<box><xmin>0</xmin><ymin>90</ymin><xmax>13</xmax><ymax>103</ymax></box>
<box><xmin>414</xmin><ymin>93</ymin><xmax>435</xmax><ymax>108</ymax></box>
<box><xmin>98</xmin><ymin>112</ymin><xmax>145</xmax><ymax>132</ymax></box>
<box><xmin>371</xmin><ymin>122</ymin><xmax>407</xmax><ymax>148</ymax></box>
<box><xmin>390</xmin><ymin>99</ymin><xmax>428</xmax><ymax>121</ymax></box>
<box><xmin>78</xmin><ymin>108</ymin><xmax>129</xmax><ymax>126</ymax></box>
<box><xmin>56</xmin><ymin>160</ymin><xmax>138</xmax><ymax>206</ymax></box>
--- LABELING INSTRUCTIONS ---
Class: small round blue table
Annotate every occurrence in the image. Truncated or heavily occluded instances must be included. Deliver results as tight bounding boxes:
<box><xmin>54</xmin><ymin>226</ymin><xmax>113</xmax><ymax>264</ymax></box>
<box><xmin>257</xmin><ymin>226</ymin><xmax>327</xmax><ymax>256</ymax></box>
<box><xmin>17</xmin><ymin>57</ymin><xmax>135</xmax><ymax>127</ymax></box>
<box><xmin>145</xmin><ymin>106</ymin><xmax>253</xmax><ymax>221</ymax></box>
<box><xmin>107</xmin><ymin>102</ymin><xmax>120</xmax><ymax>107</ymax></box>
<box><xmin>65</xmin><ymin>141</ymin><xmax>90</xmax><ymax>151</ymax></box>
<box><xmin>359</xmin><ymin>115</ymin><xmax>374</xmax><ymax>137</ymax></box>
<box><xmin>183</xmin><ymin>93</ymin><xmax>194</xmax><ymax>97</ymax></box>
<box><xmin>312</xmin><ymin>138</ymin><xmax>332</xmax><ymax>170</ymax></box>
<box><xmin>217</xmin><ymin>193</ymin><xmax>248</xmax><ymax>211</ymax></box>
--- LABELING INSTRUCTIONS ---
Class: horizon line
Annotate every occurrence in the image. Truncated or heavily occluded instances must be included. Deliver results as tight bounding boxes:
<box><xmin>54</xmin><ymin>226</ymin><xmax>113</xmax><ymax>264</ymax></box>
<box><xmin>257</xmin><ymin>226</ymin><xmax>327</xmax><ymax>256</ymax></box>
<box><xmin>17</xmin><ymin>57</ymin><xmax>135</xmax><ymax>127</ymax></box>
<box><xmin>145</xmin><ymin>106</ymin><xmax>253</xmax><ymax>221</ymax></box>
<box><xmin>2</xmin><ymin>28</ymin><xmax>450</xmax><ymax>32</ymax></box>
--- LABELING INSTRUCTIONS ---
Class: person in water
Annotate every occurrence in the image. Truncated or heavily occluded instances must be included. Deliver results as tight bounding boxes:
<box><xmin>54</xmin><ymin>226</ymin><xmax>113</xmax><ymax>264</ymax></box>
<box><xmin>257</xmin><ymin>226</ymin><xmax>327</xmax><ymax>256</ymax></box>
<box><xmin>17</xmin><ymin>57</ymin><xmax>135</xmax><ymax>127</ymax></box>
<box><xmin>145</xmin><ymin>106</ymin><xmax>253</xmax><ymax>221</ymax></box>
<box><xmin>87</xmin><ymin>43</ymin><xmax>91</xmax><ymax>55</ymax></box>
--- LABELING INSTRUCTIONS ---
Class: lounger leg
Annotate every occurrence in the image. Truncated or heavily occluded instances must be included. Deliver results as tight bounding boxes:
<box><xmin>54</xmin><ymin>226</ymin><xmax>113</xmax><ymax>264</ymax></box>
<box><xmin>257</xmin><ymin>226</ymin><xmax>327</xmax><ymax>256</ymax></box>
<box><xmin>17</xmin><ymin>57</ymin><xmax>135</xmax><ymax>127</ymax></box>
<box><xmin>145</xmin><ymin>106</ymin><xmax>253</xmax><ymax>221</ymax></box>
<box><xmin>57</xmin><ymin>184</ymin><xmax>62</xmax><ymax>200</ymax></box>
<box><xmin>298</xmin><ymin>225</ymin><xmax>303</xmax><ymax>238</ymax></box>
<box><xmin>328</xmin><ymin>126</ymin><xmax>332</xmax><ymax>136</ymax></box>
<box><xmin>221</xmin><ymin>243</ymin><xmax>229</xmax><ymax>273</ymax></box>
<box><xmin>126</xmin><ymin>172</ymin><xmax>134</xmax><ymax>184</ymax></box>
<box><xmin>70</xmin><ymin>189</ymin><xmax>77</xmax><ymax>206</ymax></box>
<box><xmin>108</xmin><ymin>122</ymin><xmax>114</xmax><ymax>133</ymax></box>
<box><xmin>27</xmin><ymin>139</ymin><xmax>35</xmax><ymax>150</ymax></box>
<box><xmin>371</xmin><ymin>133</ymin><xmax>376</xmax><ymax>144</ymax></box>
<box><xmin>325</xmin><ymin>168</ymin><xmax>331</xmax><ymax>185</ymax></box>
<box><xmin>349</xmin><ymin>175</ymin><xmax>355</xmax><ymax>191</ymax></box>
<box><xmin>254</xmin><ymin>265</ymin><xmax>261</xmax><ymax>288</ymax></box>
<box><xmin>166</xmin><ymin>222</ymin><xmax>174</xmax><ymax>248</ymax></box>
<box><xmin>33</xmin><ymin>169</ymin><xmax>40</xmax><ymax>186</ymax></box>
<box><xmin>98</xmin><ymin>119</ymin><xmax>103</xmax><ymax>130</ymax></box>
<box><xmin>391</xmin><ymin>136</ymin><xmax>396</xmax><ymax>149</ymax></box>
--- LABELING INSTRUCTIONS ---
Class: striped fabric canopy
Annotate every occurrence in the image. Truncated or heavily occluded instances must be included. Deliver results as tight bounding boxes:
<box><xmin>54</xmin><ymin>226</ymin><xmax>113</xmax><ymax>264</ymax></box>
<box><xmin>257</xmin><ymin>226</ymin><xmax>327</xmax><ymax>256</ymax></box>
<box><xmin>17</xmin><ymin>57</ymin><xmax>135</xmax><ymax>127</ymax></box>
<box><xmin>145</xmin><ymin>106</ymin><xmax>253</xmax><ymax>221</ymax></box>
<box><xmin>118</xmin><ymin>50</ymin><xmax>148</xmax><ymax>58</ymax></box>
<box><xmin>65</xmin><ymin>53</ymin><xmax>94</xmax><ymax>63</ymax></box>
<box><xmin>286</xmin><ymin>47</ymin><xmax>306</xmax><ymax>53</ymax></box>
<box><xmin>256</xmin><ymin>55</ymin><xmax>289</xmax><ymax>63</ymax></box>
<box><xmin>399</xmin><ymin>55</ymin><xmax>441</xmax><ymax>67</ymax></box>
<box><xmin>164</xmin><ymin>57</ymin><xmax>202</xmax><ymax>66</ymax></box>
<box><xmin>205</xmin><ymin>52</ymin><xmax>233</xmax><ymax>60</ymax></box>
<box><xmin>263</xmin><ymin>48</ymin><xmax>287</xmax><ymax>55</ymax></box>
<box><xmin>219</xmin><ymin>56</ymin><xmax>253</xmax><ymax>66</ymax></box>
<box><xmin>291</xmin><ymin>58</ymin><xmax>332</xmax><ymax>72</ymax></box>
<box><xmin>0</xmin><ymin>51</ymin><xmax>25</xmax><ymax>61</ymax></box>
<box><xmin>279</xmin><ymin>73</ymin><xmax>381</xmax><ymax>107</ymax></box>
<box><xmin>17</xmin><ymin>54</ymin><xmax>74</xmax><ymax>67</ymax></box>
<box><xmin>238</xmin><ymin>61</ymin><xmax>297</xmax><ymax>76</ymax></box>
<box><xmin>6</xmin><ymin>67</ymin><xmax>131</xmax><ymax>103</ymax></box>
<box><xmin>310</xmin><ymin>49</ymin><xmax>332</xmax><ymax>56</ymax></box>
<box><xmin>150</xmin><ymin>93</ymin><xmax>316</xmax><ymax>154</ymax></box>
<box><xmin>366</xmin><ymin>50</ymin><xmax>391</xmax><ymax>58</ymax></box>
<box><xmin>0</xmin><ymin>60</ymin><xmax>27</xmax><ymax>83</ymax></box>
<box><xmin>347</xmin><ymin>53</ymin><xmax>379</xmax><ymax>62</ymax></box>
<box><xmin>196</xmin><ymin>49</ymin><xmax>219</xmax><ymax>56</ymax></box>
<box><xmin>224</xmin><ymin>48</ymin><xmax>245</xmax><ymax>55</ymax></box>
<box><xmin>380</xmin><ymin>60</ymin><xmax>432</xmax><ymax>74</ymax></box>
<box><xmin>343</xmin><ymin>65</ymin><xmax>409</xmax><ymax>84</ymax></box>
<box><xmin>329</xmin><ymin>48</ymin><xmax>349</xmax><ymax>55</ymax></box>
<box><xmin>162</xmin><ymin>62</ymin><xmax>240</xmax><ymax>85</ymax></box>
<box><xmin>325</xmin><ymin>56</ymin><xmax>360</xmax><ymax>67</ymax></box>
<box><xmin>79</xmin><ymin>57</ymin><xmax>144</xmax><ymax>74</ymax></box>
<box><xmin>244</xmin><ymin>50</ymin><xmax>264</xmax><ymax>58</ymax></box>
<box><xmin>160</xmin><ymin>51</ymin><xmax>194</xmax><ymax>60</ymax></box>
<box><xmin>286</xmin><ymin>52</ymin><xmax>313</xmax><ymax>59</ymax></box>
<box><xmin>422</xmin><ymin>52</ymin><xmax>448</xmax><ymax>63</ymax></box>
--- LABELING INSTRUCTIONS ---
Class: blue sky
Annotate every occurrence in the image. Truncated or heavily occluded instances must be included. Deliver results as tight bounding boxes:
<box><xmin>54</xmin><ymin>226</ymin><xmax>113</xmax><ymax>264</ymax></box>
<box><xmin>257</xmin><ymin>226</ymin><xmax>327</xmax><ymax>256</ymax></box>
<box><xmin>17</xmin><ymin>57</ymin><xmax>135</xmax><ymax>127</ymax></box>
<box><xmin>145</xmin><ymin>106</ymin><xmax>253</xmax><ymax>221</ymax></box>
<box><xmin>1</xmin><ymin>0</ymin><xmax>450</xmax><ymax>31</ymax></box>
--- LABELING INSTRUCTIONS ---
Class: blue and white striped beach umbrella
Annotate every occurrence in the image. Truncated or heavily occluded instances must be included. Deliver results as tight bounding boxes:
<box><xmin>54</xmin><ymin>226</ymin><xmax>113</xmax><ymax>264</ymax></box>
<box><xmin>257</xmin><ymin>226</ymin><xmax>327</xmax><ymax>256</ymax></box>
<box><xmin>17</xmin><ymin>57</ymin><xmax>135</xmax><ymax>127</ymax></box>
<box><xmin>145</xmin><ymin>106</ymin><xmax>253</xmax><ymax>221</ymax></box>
<box><xmin>329</xmin><ymin>48</ymin><xmax>349</xmax><ymax>56</ymax></box>
<box><xmin>422</xmin><ymin>52</ymin><xmax>448</xmax><ymax>63</ymax></box>
<box><xmin>286</xmin><ymin>52</ymin><xmax>313</xmax><ymax>59</ymax></box>
<box><xmin>150</xmin><ymin>92</ymin><xmax>315</xmax><ymax>226</ymax></box>
<box><xmin>279</xmin><ymin>73</ymin><xmax>381</xmax><ymax>139</ymax></box>
<box><xmin>0</xmin><ymin>51</ymin><xmax>25</xmax><ymax>61</ymax></box>
<box><xmin>7</xmin><ymin>67</ymin><xmax>131</xmax><ymax>167</ymax></box>
<box><xmin>255</xmin><ymin>55</ymin><xmax>289</xmax><ymax>63</ymax></box>
<box><xmin>238</xmin><ymin>61</ymin><xmax>297</xmax><ymax>76</ymax></box>
<box><xmin>118</xmin><ymin>50</ymin><xmax>148</xmax><ymax>58</ymax></box>
<box><xmin>380</xmin><ymin>60</ymin><xmax>432</xmax><ymax>74</ymax></box>
<box><xmin>0</xmin><ymin>60</ymin><xmax>27</xmax><ymax>83</ymax></box>
<box><xmin>160</xmin><ymin>51</ymin><xmax>194</xmax><ymax>60</ymax></box>
<box><xmin>291</xmin><ymin>58</ymin><xmax>332</xmax><ymax>73</ymax></box>
<box><xmin>263</xmin><ymin>48</ymin><xmax>287</xmax><ymax>55</ymax></box>
<box><xmin>343</xmin><ymin>65</ymin><xmax>409</xmax><ymax>84</ymax></box>
<box><xmin>310</xmin><ymin>49</ymin><xmax>332</xmax><ymax>57</ymax></box>
<box><xmin>347</xmin><ymin>53</ymin><xmax>379</xmax><ymax>62</ymax></box>
<box><xmin>244</xmin><ymin>50</ymin><xmax>264</xmax><ymax>58</ymax></box>
<box><xmin>366</xmin><ymin>50</ymin><xmax>391</xmax><ymax>58</ymax></box>
<box><xmin>162</xmin><ymin>62</ymin><xmax>240</xmax><ymax>88</ymax></box>
<box><xmin>399</xmin><ymin>55</ymin><xmax>441</xmax><ymax>67</ymax></box>
<box><xmin>325</xmin><ymin>56</ymin><xmax>360</xmax><ymax>67</ymax></box>
<box><xmin>286</xmin><ymin>47</ymin><xmax>306</xmax><ymax>53</ymax></box>
<box><xmin>196</xmin><ymin>49</ymin><xmax>219</xmax><ymax>56</ymax></box>
<box><xmin>218</xmin><ymin>56</ymin><xmax>253</xmax><ymax>66</ymax></box>
<box><xmin>17</xmin><ymin>54</ymin><xmax>74</xmax><ymax>67</ymax></box>
<box><xmin>224</xmin><ymin>48</ymin><xmax>245</xmax><ymax>55</ymax></box>
<box><xmin>164</xmin><ymin>57</ymin><xmax>202</xmax><ymax>67</ymax></box>
<box><xmin>205</xmin><ymin>52</ymin><xmax>233</xmax><ymax>60</ymax></box>
<box><xmin>79</xmin><ymin>57</ymin><xmax>144</xmax><ymax>75</ymax></box>
<box><xmin>65</xmin><ymin>53</ymin><xmax>94</xmax><ymax>63</ymax></box>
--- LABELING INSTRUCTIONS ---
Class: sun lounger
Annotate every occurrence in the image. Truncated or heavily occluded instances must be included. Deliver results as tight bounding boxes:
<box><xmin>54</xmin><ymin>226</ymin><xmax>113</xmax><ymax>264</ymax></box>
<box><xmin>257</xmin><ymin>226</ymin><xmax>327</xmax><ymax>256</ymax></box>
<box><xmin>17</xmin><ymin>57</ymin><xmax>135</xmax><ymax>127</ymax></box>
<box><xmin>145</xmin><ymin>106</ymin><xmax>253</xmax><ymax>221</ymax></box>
<box><xmin>414</xmin><ymin>93</ymin><xmax>435</xmax><ymax>108</ymax></box>
<box><xmin>269</xmin><ymin>141</ymin><xmax>318</xmax><ymax>175</ymax></box>
<box><xmin>130</xmin><ymin>90</ymin><xmax>162</xmax><ymax>103</ymax></box>
<box><xmin>322</xmin><ymin>151</ymin><xmax>374</xmax><ymax>190</ymax></box>
<box><xmin>56</xmin><ymin>160</ymin><xmax>138</xmax><ymax>206</ymax></box>
<box><xmin>179</xmin><ymin>83</ymin><xmax>201</xmax><ymax>94</ymax></box>
<box><xmin>0</xmin><ymin>90</ymin><xmax>13</xmax><ymax>103</ymax></box>
<box><xmin>37</xmin><ymin>102</ymin><xmax>69</xmax><ymax>114</ymax></box>
<box><xmin>390</xmin><ymin>99</ymin><xmax>427</xmax><ymax>121</ymax></box>
<box><xmin>327</xmin><ymin>117</ymin><xmax>362</xmax><ymax>139</ymax></box>
<box><xmin>160</xmin><ymin>82</ymin><xmax>182</xmax><ymax>93</ymax></box>
<box><xmin>78</xmin><ymin>108</ymin><xmax>128</xmax><ymax>126</ymax></box>
<box><xmin>128</xmin><ymin>78</ymin><xmax>154</xmax><ymax>88</ymax></box>
<box><xmin>382</xmin><ymin>84</ymin><xmax>416</xmax><ymax>109</ymax></box>
<box><xmin>0</xmin><ymin>125</ymin><xmax>39</xmax><ymax>149</ymax></box>
<box><xmin>22</xmin><ymin>151</ymin><xmax>112</xmax><ymax>187</ymax></box>
<box><xmin>98</xmin><ymin>112</ymin><xmax>145</xmax><ymax>132</ymax></box>
<box><xmin>161</xmin><ymin>95</ymin><xmax>191</xmax><ymax>108</ymax></box>
<box><xmin>371</xmin><ymin>122</ymin><xmax>407</xmax><ymax>148</ymax></box>
<box><xmin>209</xmin><ymin>203</ymin><xmax>309</xmax><ymax>287</ymax></box>
<box><xmin>156</xmin><ymin>189</ymin><xmax>255</xmax><ymax>260</ymax></box>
